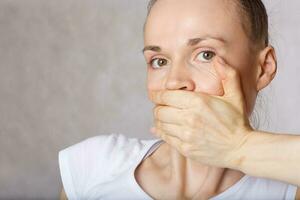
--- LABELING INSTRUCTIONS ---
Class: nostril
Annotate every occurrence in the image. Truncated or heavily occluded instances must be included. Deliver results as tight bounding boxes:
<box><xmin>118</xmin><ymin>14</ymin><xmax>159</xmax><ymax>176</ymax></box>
<box><xmin>180</xmin><ymin>86</ymin><xmax>187</xmax><ymax>90</ymax></box>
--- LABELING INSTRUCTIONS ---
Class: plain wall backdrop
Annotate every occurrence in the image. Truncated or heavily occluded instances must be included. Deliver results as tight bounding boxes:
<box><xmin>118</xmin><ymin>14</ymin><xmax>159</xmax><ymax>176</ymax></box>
<box><xmin>0</xmin><ymin>0</ymin><xmax>299</xmax><ymax>199</ymax></box>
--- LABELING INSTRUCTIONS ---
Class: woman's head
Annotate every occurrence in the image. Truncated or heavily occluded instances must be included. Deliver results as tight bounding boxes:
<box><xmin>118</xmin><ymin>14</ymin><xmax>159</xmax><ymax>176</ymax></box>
<box><xmin>143</xmin><ymin>0</ymin><xmax>277</xmax><ymax>116</ymax></box>
<box><xmin>146</xmin><ymin>0</ymin><xmax>269</xmax><ymax>50</ymax></box>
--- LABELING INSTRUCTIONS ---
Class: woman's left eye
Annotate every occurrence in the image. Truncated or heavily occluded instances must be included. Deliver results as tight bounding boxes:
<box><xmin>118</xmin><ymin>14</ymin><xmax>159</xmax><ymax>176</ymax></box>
<box><xmin>196</xmin><ymin>51</ymin><xmax>216</xmax><ymax>62</ymax></box>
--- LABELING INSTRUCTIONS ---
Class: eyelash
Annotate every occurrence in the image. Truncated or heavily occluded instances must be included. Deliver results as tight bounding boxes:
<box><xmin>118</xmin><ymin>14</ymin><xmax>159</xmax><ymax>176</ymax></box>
<box><xmin>147</xmin><ymin>49</ymin><xmax>216</xmax><ymax>69</ymax></box>
<box><xmin>148</xmin><ymin>57</ymin><xmax>167</xmax><ymax>68</ymax></box>
<box><xmin>195</xmin><ymin>50</ymin><xmax>216</xmax><ymax>63</ymax></box>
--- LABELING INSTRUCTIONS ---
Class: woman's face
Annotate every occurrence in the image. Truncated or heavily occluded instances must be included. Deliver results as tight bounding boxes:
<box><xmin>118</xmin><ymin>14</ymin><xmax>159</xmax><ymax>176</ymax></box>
<box><xmin>143</xmin><ymin>0</ymin><xmax>261</xmax><ymax>115</ymax></box>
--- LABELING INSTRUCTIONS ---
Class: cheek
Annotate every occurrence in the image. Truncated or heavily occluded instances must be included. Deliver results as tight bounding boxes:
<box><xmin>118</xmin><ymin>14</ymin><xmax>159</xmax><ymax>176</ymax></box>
<box><xmin>231</xmin><ymin>48</ymin><xmax>258</xmax><ymax>93</ymax></box>
<box><xmin>240</xmin><ymin>67</ymin><xmax>258</xmax><ymax>116</ymax></box>
<box><xmin>147</xmin><ymin>67</ymin><xmax>166</xmax><ymax>90</ymax></box>
<box><xmin>225</xmin><ymin>46</ymin><xmax>258</xmax><ymax>95</ymax></box>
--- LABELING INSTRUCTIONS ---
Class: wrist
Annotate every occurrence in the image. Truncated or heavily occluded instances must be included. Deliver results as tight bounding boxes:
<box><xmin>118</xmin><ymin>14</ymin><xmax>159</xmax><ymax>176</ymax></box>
<box><xmin>226</xmin><ymin>127</ymin><xmax>255</xmax><ymax>172</ymax></box>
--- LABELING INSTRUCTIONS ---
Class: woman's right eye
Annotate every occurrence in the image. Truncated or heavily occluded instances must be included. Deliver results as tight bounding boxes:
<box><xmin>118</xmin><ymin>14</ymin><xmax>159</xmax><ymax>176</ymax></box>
<box><xmin>150</xmin><ymin>58</ymin><xmax>168</xmax><ymax>69</ymax></box>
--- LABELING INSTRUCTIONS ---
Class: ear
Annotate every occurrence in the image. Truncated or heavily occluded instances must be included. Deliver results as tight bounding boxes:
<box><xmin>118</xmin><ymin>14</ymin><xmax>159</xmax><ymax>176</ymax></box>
<box><xmin>256</xmin><ymin>45</ymin><xmax>277</xmax><ymax>91</ymax></box>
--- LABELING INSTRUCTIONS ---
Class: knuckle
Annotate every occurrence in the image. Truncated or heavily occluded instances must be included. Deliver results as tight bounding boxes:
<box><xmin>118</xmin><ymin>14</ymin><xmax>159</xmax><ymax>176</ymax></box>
<box><xmin>153</xmin><ymin>106</ymin><xmax>161</xmax><ymax>118</ymax></box>
<box><xmin>178</xmin><ymin>143</ymin><xmax>185</xmax><ymax>153</ymax></box>
<box><xmin>183</xmin><ymin>130</ymin><xmax>193</xmax><ymax>142</ymax></box>
<box><xmin>158</xmin><ymin>91</ymin><xmax>166</xmax><ymax>104</ymax></box>
<box><xmin>185</xmin><ymin>114</ymin><xmax>198</xmax><ymax>127</ymax></box>
<box><xmin>155</xmin><ymin>120</ymin><xmax>160</xmax><ymax>127</ymax></box>
<box><xmin>181</xmin><ymin>144</ymin><xmax>192</xmax><ymax>156</ymax></box>
<box><xmin>152</xmin><ymin>106</ymin><xmax>156</xmax><ymax>114</ymax></box>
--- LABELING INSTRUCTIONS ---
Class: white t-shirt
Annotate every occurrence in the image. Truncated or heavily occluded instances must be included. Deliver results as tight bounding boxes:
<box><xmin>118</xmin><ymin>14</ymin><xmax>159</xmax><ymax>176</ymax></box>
<box><xmin>58</xmin><ymin>133</ymin><xmax>297</xmax><ymax>200</ymax></box>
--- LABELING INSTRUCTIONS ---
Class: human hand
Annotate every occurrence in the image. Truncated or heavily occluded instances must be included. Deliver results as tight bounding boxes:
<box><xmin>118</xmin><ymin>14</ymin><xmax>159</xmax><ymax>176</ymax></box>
<box><xmin>149</xmin><ymin>57</ymin><xmax>254</xmax><ymax>169</ymax></box>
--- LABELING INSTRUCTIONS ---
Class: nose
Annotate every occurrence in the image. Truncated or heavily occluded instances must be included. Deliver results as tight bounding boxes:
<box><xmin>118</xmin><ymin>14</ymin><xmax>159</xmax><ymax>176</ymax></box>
<box><xmin>165</xmin><ymin>62</ymin><xmax>195</xmax><ymax>91</ymax></box>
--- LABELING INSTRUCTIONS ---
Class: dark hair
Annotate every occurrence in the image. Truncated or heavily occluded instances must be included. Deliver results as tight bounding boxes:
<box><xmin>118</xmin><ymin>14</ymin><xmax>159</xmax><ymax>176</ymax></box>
<box><xmin>146</xmin><ymin>0</ymin><xmax>269</xmax><ymax>49</ymax></box>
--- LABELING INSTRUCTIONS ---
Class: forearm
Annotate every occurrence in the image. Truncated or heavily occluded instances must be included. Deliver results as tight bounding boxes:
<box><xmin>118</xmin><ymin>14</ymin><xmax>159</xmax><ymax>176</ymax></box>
<box><xmin>232</xmin><ymin>130</ymin><xmax>300</xmax><ymax>186</ymax></box>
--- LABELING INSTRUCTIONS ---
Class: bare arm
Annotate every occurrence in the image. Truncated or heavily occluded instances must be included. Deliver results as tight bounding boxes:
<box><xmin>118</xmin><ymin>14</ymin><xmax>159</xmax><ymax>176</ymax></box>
<box><xmin>60</xmin><ymin>188</ymin><xmax>68</xmax><ymax>200</ymax></box>
<box><xmin>297</xmin><ymin>189</ymin><xmax>300</xmax><ymax>200</ymax></box>
<box><xmin>231</xmin><ymin>130</ymin><xmax>300</xmax><ymax>197</ymax></box>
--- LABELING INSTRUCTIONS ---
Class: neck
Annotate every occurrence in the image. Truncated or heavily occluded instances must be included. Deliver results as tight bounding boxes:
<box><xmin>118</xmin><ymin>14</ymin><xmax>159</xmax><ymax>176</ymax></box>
<box><xmin>162</xmin><ymin>142</ymin><xmax>231</xmax><ymax>199</ymax></box>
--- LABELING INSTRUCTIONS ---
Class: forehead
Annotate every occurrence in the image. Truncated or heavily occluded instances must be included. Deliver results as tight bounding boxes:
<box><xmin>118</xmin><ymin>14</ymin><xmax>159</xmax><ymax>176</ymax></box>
<box><xmin>144</xmin><ymin>0</ymin><xmax>245</xmax><ymax>46</ymax></box>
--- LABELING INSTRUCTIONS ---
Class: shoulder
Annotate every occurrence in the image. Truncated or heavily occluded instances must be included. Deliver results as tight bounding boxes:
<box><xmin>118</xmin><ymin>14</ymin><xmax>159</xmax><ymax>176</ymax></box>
<box><xmin>59</xmin><ymin>133</ymin><xmax>147</xmax><ymax>167</ymax></box>
<box><xmin>58</xmin><ymin>133</ymin><xmax>152</xmax><ymax>199</ymax></box>
<box><xmin>58</xmin><ymin>133</ymin><xmax>150</xmax><ymax>176</ymax></box>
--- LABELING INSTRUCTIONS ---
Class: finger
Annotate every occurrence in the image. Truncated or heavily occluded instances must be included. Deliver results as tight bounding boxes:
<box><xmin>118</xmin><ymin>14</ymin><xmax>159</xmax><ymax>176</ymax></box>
<box><xmin>155</xmin><ymin>120</ymin><xmax>194</xmax><ymax>142</ymax></box>
<box><xmin>153</xmin><ymin>105</ymin><xmax>183</xmax><ymax>125</ymax></box>
<box><xmin>212</xmin><ymin>57</ymin><xmax>245</xmax><ymax>107</ymax></box>
<box><xmin>154</xmin><ymin>128</ymin><xmax>185</xmax><ymax>152</ymax></box>
<box><xmin>149</xmin><ymin>90</ymin><xmax>198</xmax><ymax>109</ymax></box>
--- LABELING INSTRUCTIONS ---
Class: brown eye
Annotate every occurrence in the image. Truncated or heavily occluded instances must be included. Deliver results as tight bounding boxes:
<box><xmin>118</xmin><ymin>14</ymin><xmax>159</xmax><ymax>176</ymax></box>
<box><xmin>151</xmin><ymin>58</ymin><xmax>168</xmax><ymax>68</ymax></box>
<box><xmin>196</xmin><ymin>51</ymin><xmax>215</xmax><ymax>62</ymax></box>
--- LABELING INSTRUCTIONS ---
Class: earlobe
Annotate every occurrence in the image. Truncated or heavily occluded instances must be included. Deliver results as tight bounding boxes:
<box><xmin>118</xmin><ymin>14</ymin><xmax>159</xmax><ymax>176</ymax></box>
<box><xmin>256</xmin><ymin>46</ymin><xmax>277</xmax><ymax>91</ymax></box>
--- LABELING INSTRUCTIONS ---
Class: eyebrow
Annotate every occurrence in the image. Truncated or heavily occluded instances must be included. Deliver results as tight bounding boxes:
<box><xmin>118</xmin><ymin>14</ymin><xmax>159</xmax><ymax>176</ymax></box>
<box><xmin>142</xmin><ymin>36</ymin><xmax>227</xmax><ymax>53</ymax></box>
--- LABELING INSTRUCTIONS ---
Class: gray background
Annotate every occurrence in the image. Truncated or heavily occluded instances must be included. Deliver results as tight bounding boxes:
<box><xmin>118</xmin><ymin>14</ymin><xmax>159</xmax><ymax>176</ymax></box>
<box><xmin>0</xmin><ymin>0</ymin><xmax>299</xmax><ymax>199</ymax></box>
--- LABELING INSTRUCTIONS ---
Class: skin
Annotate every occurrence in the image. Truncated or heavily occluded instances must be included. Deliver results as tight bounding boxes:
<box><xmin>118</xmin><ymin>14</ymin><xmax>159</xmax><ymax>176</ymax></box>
<box><xmin>141</xmin><ymin>0</ymin><xmax>283</xmax><ymax>199</ymax></box>
<box><xmin>60</xmin><ymin>189</ymin><xmax>67</xmax><ymax>200</ymax></box>
<box><xmin>59</xmin><ymin>0</ymin><xmax>300</xmax><ymax>199</ymax></box>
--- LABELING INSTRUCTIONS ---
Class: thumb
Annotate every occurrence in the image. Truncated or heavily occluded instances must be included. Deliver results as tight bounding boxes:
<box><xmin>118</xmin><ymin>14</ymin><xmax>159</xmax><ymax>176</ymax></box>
<box><xmin>213</xmin><ymin>57</ymin><xmax>245</xmax><ymax>106</ymax></box>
